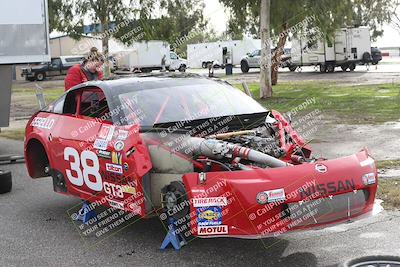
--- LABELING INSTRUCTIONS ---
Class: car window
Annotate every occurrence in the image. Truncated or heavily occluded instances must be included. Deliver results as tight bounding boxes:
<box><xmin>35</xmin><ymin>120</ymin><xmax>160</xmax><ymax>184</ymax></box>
<box><xmin>42</xmin><ymin>94</ymin><xmax>66</xmax><ymax>114</ymax></box>
<box><xmin>79</xmin><ymin>90</ymin><xmax>111</xmax><ymax>121</ymax></box>
<box><xmin>51</xmin><ymin>58</ymin><xmax>61</xmax><ymax>68</ymax></box>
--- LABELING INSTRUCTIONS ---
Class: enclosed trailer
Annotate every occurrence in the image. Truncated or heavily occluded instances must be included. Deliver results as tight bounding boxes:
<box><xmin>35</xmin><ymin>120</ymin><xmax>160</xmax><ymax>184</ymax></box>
<box><xmin>289</xmin><ymin>27</ymin><xmax>372</xmax><ymax>72</ymax></box>
<box><xmin>114</xmin><ymin>41</ymin><xmax>186</xmax><ymax>72</ymax></box>
<box><xmin>187</xmin><ymin>39</ymin><xmax>261</xmax><ymax>69</ymax></box>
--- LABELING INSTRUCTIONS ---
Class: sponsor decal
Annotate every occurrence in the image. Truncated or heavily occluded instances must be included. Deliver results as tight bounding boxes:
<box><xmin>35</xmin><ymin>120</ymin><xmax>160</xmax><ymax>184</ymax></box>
<box><xmin>114</xmin><ymin>140</ymin><xmax>125</xmax><ymax>151</ymax></box>
<box><xmin>97</xmin><ymin>150</ymin><xmax>111</xmax><ymax>159</ymax></box>
<box><xmin>315</xmin><ymin>163</ymin><xmax>328</xmax><ymax>173</ymax></box>
<box><xmin>103</xmin><ymin>181</ymin><xmax>124</xmax><ymax>198</ymax></box>
<box><xmin>256</xmin><ymin>192</ymin><xmax>268</xmax><ymax>205</ymax></box>
<box><xmin>126</xmin><ymin>202</ymin><xmax>141</xmax><ymax>214</ymax></box>
<box><xmin>197</xmin><ymin>207</ymin><xmax>222</xmax><ymax>226</ymax></box>
<box><xmin>93</xmin><ymin>139</ymin><xmax>108</xmax><ymax>150</ymax></box>
<box><xmin>117</xmin><ymin>130</ymin><xmax>129</xmax><ymax>140</ymax></box>
<box><xmin>122</xmin><ymin>185</ymin><xmax>136</xmax><ymax>195</ymax></box>
<box><xmin>198</xmin><ymin>225</ymin><xmax>228</xmax><ymax>235</ymax></box>
<box><xmin>98</xmin><ymin>125</ymin><xmax>115</xmax><ymax>141</ymax></box>
<box><xmin>299</xmin><ymin>179</ymin><xmax>355</xmax><ymax>198</ymax></box>
<box><xmin>123</xmin><ymin>162</ymin><xmax>129</xmax><ymax>171</ymax></box>
<box><xmin>111</xmin><ymin>152</ymin><xmax>122</xmax><ymax>165</ymax></box>
<box><xmin>266</xmin><ymin>188</ymin><xmax>286</xmax><ymax>203</ymax></box>
<box><xmin>106</xmin><ymin>163</ymin><xmax>123</xmax><ymax>174</ymax></box>
<box><xmin>360</xmin><ymin>157</ymin><xmax>374</xmax><ymax>167</ymax></box>
<box><xmin>101</xmin><ymin>171</ymin><xmax>129</xmax><ymax>184</ymax></box>
<box><xmin>193</xmin><ymin>197</ymin><xmax>227</xmax><ymax>207</ymax></box>
<box><xmin>362</xmin><ymin>173</ymin><xmax>376</xmax><ymax>185</ymax></box>
<box><xmin>30</xmin><ymin>117</ymin><xmax>55</xmax><ymax>130</ymax></box>
<box><xmin>107</xmin><ymin>198</ymin><xmax>124</xmax><ymax>210</ymax></box>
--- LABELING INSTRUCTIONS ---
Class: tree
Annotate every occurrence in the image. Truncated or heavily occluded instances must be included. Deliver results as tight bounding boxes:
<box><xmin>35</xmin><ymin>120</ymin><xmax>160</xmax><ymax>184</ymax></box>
<box><xmin>219</xmin><ymin>0</ymin><xmax>398</xmax><ymax>93</ymax></box>
<box><xmin>259</xmin><ymin>0</ymin><xmax>272</xmax><ymax>98</ymax></box>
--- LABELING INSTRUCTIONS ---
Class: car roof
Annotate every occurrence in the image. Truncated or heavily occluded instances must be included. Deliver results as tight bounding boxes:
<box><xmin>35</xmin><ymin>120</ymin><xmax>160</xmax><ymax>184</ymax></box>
<box><xmin>68</xmin><ymin>73</ymin><xmax>224</xmax><ymax>94</ymax></box>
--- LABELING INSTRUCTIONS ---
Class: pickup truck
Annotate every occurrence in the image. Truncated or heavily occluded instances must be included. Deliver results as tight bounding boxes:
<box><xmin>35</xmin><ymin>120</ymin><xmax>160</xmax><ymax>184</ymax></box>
<box><xmin>21</xmin><ymin>56</ymin><xmax>84</xmax><ymax>81</ymax></box>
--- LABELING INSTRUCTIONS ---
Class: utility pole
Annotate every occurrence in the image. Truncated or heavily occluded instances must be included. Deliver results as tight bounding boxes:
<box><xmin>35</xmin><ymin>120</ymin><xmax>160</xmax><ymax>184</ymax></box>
<box><xmin>259</xmin><ymin>0</ymin><xmax>272</xmax><ymax>98</ymax></box>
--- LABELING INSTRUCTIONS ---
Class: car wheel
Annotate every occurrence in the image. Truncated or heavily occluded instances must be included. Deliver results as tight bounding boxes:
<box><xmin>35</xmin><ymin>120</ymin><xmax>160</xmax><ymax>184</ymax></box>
<box><xmin>319</xmin><ymin>64</ymin><xmax>327</xmax><ymax>73</ymax></box>
<box><xmin>339</xmin><ymin>255</ymin><xmax>400</xmax><ymax>267</ymax></box>
<box><xmin>178</xmin><ymin>65</ymin><xmax>186</xmax><ymax>72</ymax></box>
<box><xmin>288</xmin><ymin>65</ymin><xmax>297</xmax><ymax>72</ymax></box>
<box><xmin>327</xmin><ymin>64</ymin><xmax>335</xmax><ymax>73</ymax></box>
<box><xmin>201</xmin><ymin>62</ymin><xmax>207</xmax><ymax>69</ymax></box>
<box><xmin>35</xmin><ymin>72</ymin><xmax>46</xmax><ymax>81</ymax></box>
<box><xmin>349</xmin><ymin>63</ymin><xmax>356</xmax><ymax>71</ymax></box>
<box><xmin>341</xmin><ymin>65</ymin><xmax>348</xmax><ymax>72</ymax></box>
<box><xmin>0</xmin><ymin>170</ymin><xmax>12</xmax><ymax>194</ymax></box>
<box><xmin>241</xmin><ymin>61</ymin><xmax>250</xmax><ymax>73</ymax></box>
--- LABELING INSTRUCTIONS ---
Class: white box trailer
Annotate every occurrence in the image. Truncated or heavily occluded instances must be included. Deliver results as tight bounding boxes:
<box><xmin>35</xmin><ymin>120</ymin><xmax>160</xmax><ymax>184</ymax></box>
<box><xmin>289</xmin><ymin>27</ymin><xmax>372</xmax><ymax>72</ymax></box>
<box><xmin>187</xmin><ymin>39</ymin><xmax>261</xmax><ymax>69</ymax></box>
<box><xmin>114</xmin><ymin>41</ymin><xmax>187</xmax><ymax>72</ymax></box>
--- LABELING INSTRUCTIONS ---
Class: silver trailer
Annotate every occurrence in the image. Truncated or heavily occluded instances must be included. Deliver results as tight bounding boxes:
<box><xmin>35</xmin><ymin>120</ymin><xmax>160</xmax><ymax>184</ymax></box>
<box><xmin>289</xmin><ymin>27</ymin><xmax>372</xmax><ymax>73</ymax></box>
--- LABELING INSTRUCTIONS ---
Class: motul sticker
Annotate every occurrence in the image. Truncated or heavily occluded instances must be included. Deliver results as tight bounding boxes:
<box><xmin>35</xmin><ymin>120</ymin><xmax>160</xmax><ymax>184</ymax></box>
<box><xmin>106</xmin><ymin>163</ymin><xmax>123</xmax><ymax>174</ymax></box>
<box><xmin>193</xmin><ymin>197</ymin><xmax>227</xmax><ymax>207</ymax></box>
<box><xmin>315</xmin><ymin>163</ymin><xmax>328</xmax><ymax>173</ymax></box>
<box><xmin>198</xmin><ymin>225</ymin><xmax>228</xmax><ymax>235</ymax></box>
<box><xmin>93</xmin><ymin>139</ymin><xmax>108</xmax><ymax>150</ymax></box>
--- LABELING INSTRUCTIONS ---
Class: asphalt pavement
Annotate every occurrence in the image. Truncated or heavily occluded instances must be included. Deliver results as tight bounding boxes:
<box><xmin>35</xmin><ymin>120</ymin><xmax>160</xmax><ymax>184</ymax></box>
<box><xmin>0</xmin><ymin>138</ymin><xmax>399</xmax><ymax>267</ymax></box>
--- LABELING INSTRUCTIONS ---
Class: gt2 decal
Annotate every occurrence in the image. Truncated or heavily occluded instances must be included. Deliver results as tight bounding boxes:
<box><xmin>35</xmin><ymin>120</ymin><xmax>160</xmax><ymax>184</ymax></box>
<box><xmin>103</xmin><ymin>182</ymin><xmax>124</xmax><ymax>198</ymax></box>
<box><xmin>63</xmin><ymin>147</ymin><xmax>102</xmax><ymax>191</ymax></box>
<box><xmin>299</xmin><ymin>179</ymin><xmax>355</xmax><ymax>198</ymax></box>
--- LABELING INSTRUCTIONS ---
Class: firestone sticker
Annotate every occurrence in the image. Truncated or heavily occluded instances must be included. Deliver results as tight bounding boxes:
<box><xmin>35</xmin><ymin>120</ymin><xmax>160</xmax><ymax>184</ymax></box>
<box><xmin>197</xmin><ymin>206</ymin><xmax>222</xmax><ymax>226</ymax></box>
<box><xmin>193</xmin><ymin>197</ymin><xmax>227</xmax><ymax>207</ymax></box>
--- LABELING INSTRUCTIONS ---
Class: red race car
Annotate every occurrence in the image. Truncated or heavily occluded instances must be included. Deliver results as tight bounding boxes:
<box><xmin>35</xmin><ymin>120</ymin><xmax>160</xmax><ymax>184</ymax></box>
<box><xmin>24</xmin><ymin>74</ymin><xmax>377</xmax><ymax>240</ymax></box>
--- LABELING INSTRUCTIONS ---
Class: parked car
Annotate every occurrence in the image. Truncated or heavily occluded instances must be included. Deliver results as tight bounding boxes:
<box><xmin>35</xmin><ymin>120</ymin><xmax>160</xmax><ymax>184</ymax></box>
<box><xmin>371</xmin><ymin>47</ymin><xmax>382</xmax><ymax>65</ymax></box>
<box><xmin>21</xmin><ymin>55</ymin><xmax>85</xmax><ymax>81</ymax></box>
<box><xmin>24</xmin><ymin>74</ymin><xmax>377</xmax><ymax>242</ymax></box>
<box><xmin>240</xmin><ymin>48</ymin><xmax>291</xmax><ymax>73</ymax></box>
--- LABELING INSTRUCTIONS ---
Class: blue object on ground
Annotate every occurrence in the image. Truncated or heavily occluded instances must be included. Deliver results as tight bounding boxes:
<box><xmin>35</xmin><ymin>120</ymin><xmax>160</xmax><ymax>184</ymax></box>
<box><xmin>75</xmin><ymin>201</ymin><xmax>96</xmax><ymax>225</ymax></box>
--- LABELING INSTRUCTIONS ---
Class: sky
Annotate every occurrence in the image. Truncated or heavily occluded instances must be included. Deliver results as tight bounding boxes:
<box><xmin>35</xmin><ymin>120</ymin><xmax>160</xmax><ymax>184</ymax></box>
<box><xmin>203</xmin><ymin>0</ymin><xmax>400</xmax><ymax>48</ymax></box>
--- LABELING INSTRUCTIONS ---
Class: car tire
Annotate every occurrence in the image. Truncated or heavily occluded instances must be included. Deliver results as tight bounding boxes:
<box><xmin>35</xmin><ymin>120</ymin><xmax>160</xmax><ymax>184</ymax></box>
<box><xmin>349</xmin><ymin>63</ymin><xmax>356</xmax><ymax>71</ymax></box>
<box><xmin>0</xmin><ymin>170</ymin><xmax>12</xmax><ymax>194</ymax></box>
<box><xmin>288</xmin><ymin>65</ymin><xmax>297</xmax><ymax>72</ymax></box>
<box><xmin>178</xmin><ymin>65</ymin><xmax>186</xmax><ymax>72</ymax></box>
<box><xmin>241</xmin><ymin>61</ymin><xmax>250</xmax><ymax>73</ymax></box>
<box><xmin>319</xmin><ymin>64</ymin><xmax>327</xmax><ymax>73</ymax></box>
<box><xmin>327</xmin><ymin>64</ymin><xmax>335</xmax><ymax>73</ymax></box>
<box><xmin>339</xmin><ymin>255</ymin><xmax>400</xmax><ymax>267</ymax></box>
<box><xmin>35</xmin><ymin>72</ymin><xmax>46</xmax><ymax>81</ymax></box>
<box><xmin>201</xmin><ymin>62</ymin><xmax>207</xmax><ymax>69</ymax></box>
<box><xmin>341</xmin><ymin>65</ymin><xmax>348</xmax><ymax>72</ymax></box>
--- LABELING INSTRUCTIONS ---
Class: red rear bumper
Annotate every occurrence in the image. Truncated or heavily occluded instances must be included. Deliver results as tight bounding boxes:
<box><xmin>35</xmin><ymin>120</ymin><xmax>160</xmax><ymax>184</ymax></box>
<box><xmin>182</xmin><ymin>149</ymin><xmax>377</xmax><ymax>238</ymax></box>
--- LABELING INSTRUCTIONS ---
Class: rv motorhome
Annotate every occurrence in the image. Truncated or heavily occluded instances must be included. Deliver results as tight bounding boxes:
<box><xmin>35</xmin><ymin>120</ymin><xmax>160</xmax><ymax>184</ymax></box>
<box><xmin>288</xmin><ymin>27</ymin><xmax>372</xmax><ymax>73</ymax></box>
